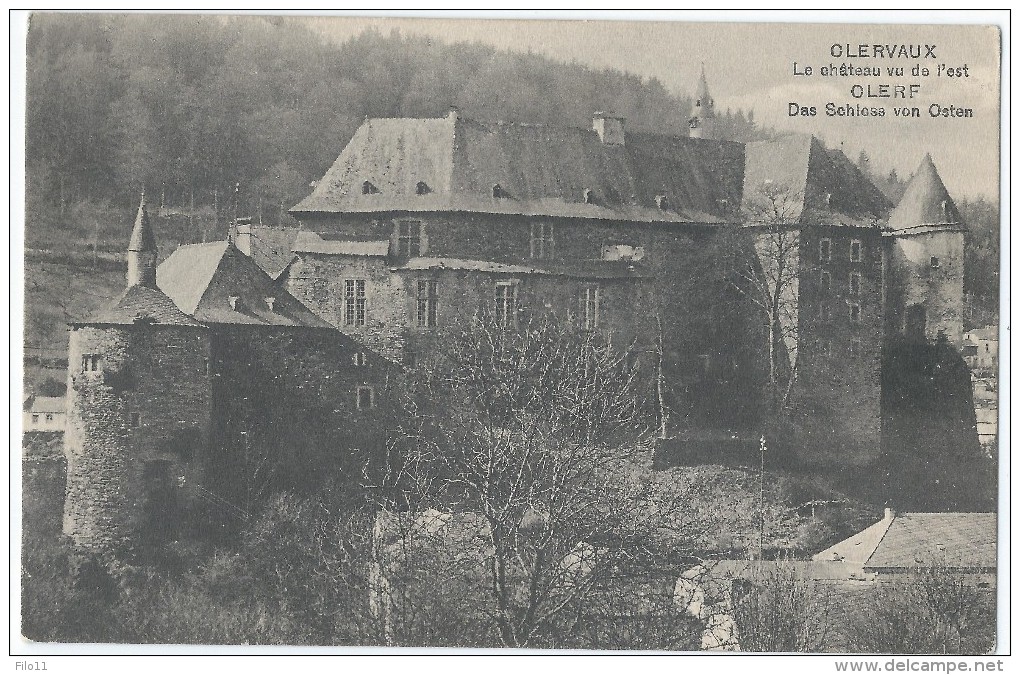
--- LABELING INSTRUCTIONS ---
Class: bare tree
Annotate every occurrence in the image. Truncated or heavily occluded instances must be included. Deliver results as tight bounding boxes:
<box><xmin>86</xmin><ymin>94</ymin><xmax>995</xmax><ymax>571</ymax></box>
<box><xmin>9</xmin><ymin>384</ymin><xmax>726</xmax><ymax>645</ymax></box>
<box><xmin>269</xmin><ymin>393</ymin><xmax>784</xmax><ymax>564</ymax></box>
<box><xmin>373</xmin><ymin>316</ymin><xmax>703</xmax><ymax>648</ymax></box>
<box><xmin>728</xmin><ymin>561</ymin><xmax>833</xmax><ymax>652</ymax></box>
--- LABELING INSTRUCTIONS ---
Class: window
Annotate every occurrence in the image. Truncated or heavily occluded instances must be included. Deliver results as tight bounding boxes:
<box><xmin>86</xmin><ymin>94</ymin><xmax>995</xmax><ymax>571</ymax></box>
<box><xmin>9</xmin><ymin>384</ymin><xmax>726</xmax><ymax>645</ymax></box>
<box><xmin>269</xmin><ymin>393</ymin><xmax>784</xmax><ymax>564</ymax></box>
<box><xmin>850</xmin><ymin>272</ymin><xmax>862</xmax><ymax>296</ymax></box>
<box><xmin>45</xmin><ymin>414</ymin><xmax>54</xmax><ymax>422</ymax></box>
<box><xmin>581</xmin><ymin>286</ymin><xmax>600</xmax><ymax>331</ymax></box>
<box><xmin>819</xmin><ymin>238</ymin><xmax>832</xmax><ymax>262</ymax></box>
<box><xmin>820</xmin><ymin>270</ymin><xmax>832</xmax><ymax>293</ymax></box>
<box><xmin>530</xmin><ymin>223</ymin><xmax>555</xmax><ymax>259</ymax></box>
<box><xmin>31</xmin><ymin>414</ymin><xmax>39</xmax><ymax>425</ymax></box>
<box><xmin>353</xmin><ymin>352</ymin><xmax>367</xmax><ymax>366</ymax></box>
<box><xmin>82</xmin><ymin>354</ymin><xmax>101</xmax><ymax>372</ymax></box>
<box><xmin>129</xmin><ymin>412</ymin><xmax>141</xmax><ymax>428</ymax></box>
<box><xmin>415</xmin><ymin>181</ymin><xmax>430</xmax><ymax>195</ymax></box>
<box><xmin>356</xmin><ymin>386</ymin><xmax>375</xmax><ymax>410</ymax></box>
<box><xmin>818</xmin><ymin>302</ymin><xmax>832</xmax><ymax>322</ymax></box>
<box><xmin>930</xmin><ymin>256</ymin><xmax>940</xmax><ymax>269</ymax></box>
<box><xmin>344</xmin><ymin>280</ymin><xmax>367</xmax><ymax>327</ymax></box>
<box><xmin>362</xmin><ymin>180</ymin><xmax>378</xmax><ymax>195</ymax></box>
<box><xmin>850</xmin><ymin>239</ymin><xmax>862</xmax><ymax>262</ymax></box>
<box><xmin>495</xmin><ymin>281</ymin><xmax>518</xmax><ymax>327</ymax></box>
<box><xmin>849</xmin><ymin>302</ymin><xmax>862</xmax><ymax>323</ymax></box>
<box><xmin>416</xmin><ymin>279</ymin><xmax>438</xmax><ymax>328</ymax></box>
<box><xmin>395</xmin><ymin>220</ymin><xmax>422</xmax><ymax>257</ymax></box>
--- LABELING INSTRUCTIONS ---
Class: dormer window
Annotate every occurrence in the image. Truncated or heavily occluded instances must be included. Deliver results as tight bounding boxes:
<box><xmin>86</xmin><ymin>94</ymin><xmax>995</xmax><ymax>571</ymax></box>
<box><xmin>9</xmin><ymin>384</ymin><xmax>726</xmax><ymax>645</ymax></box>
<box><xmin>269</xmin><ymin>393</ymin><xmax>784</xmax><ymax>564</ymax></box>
<box><xmin>583</xmin><ymin>188</ymin><xmax>594</xmax><ymax>204</ymax></box>
<box><xmin>265</xmin><ymin>297</ymin><xmax>276</xmax><ymax>312</ymax></box>
<box><xmin>930</xmin><ymin>256</ymin><xmax>940</xmax><ymax>269</ymax></box>
<box><xmin>824</xmin><ymin>192</ymin><xmax>832</xmax><ymax>208</ymax></box>
<box><xmin>353</xmin><ymin>352</ymin><xmax>367</xmax><ymax>366</ymax></box>
<box><xmin>492</xmin><ymin>183</ymin><xmax>509</xmax><ymax>199</ymax></box>
<box><xmin>416</xmin><ymin>181</ymin><xmax>430</xmax><ymax>195</ymax></box>
<box><xmin>228</xmin><ymin>296</ymin><xmax>240</xmax><ymax>311</ymax></box>
<box><xmin>530</xmin><ymin>223</ymin><xmax>554</xmax><ymax>259</ymax></box>
<box><xmin>655</xmin><ymin>195</ymin><xmax>669</xmax><ymax>210</ymax></box>
<box><xmin>362</xmin><ymin>180</ymin><xmax>379</xmax><ymax>195</ymax></box>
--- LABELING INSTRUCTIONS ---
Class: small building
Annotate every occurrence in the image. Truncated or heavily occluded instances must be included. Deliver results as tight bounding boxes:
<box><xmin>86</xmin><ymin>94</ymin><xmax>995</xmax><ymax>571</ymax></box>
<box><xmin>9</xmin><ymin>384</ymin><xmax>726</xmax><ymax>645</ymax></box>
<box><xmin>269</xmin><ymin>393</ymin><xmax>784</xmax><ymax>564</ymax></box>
<box><xmin>23</xmin><ymin>396</ymin><xmax>66</xmax><ymax>432</ymax></box>
<box><xmin>962</xmin><ymin>325</ymin><xmax>998</xmax><ymax>375</ymax></box>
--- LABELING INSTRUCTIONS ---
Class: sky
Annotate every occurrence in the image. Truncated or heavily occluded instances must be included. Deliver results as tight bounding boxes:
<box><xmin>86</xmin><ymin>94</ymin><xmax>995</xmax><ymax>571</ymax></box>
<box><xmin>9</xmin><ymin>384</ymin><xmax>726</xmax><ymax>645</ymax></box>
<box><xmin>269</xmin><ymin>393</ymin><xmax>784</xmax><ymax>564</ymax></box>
<box><xmin>303</xmin><ymin>13</ymin><xmax>1002</xmax><ymax>200</ymax></box>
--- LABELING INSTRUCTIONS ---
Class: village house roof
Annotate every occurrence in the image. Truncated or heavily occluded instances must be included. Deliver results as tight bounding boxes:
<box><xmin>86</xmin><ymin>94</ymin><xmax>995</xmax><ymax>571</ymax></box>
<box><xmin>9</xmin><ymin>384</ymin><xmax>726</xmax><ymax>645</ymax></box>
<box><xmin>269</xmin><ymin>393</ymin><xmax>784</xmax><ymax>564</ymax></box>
<box><xmin>291</xmin><ymin>111</ymin><xmax>747</xmax><ymax>224</ymax></box>
<box><xmin>78</xmin><ymin>284</ymin><xmax>205</xmax><ymax>327</ymax></box>
<box><xmin>27</xmin><ymin>396</ymin><xmax>66</xmax><ymax>414</ymax></box>
<box><xmin>157</xmin><ymin>240</ymin><xmax>332</xmax><ymax>328</ymax></box>
<box><xmin>813</xmin><ymin>511</ymin><xmax>996</xmax><ymax>572</ymax></box>
<box><xmin>291</xmin><ymin>112</ymin><xmax>890</xmax><ymax>228</ymax></box>
<box><xmin>886</xmin><ymin>154</ymin><xmax>966</xmax><ymax>233</ymax></box>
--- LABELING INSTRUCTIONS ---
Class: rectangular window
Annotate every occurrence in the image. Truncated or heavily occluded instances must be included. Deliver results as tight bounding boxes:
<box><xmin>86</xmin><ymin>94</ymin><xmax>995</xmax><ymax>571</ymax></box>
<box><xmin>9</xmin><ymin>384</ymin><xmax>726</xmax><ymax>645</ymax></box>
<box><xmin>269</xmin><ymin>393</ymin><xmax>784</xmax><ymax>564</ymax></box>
<box><xmin>356</xmin><ymin>386</ymin><xmax>375</xmax><ymax>410</ymax></box>
<box><xmin>819</xmin><ymin>238</ymin><xmax>832</xmax><ymax>262</ymax></box>
<box><xmin>352</xmin><ymin>352</ymin><xmax>367</xmax><ymax>366</ymax></box>
<box><xmin>850</xmin><ymin>272</ymin><xmax>862</xmax><ymax>296</ymax></box>
<box><xmin>849</xmin><ymin>302</ymin><xmax>862</xmax><ymax>323</ymax></box>
<box><xmin>395</xmin><ymin>220</ymin><xmax>422</xmax><ymax>257</ymax></box>
<box><xmin>530</xmin><ymin>223</ymin><xmax>555</xmax><ymax>259</ymax></box>
<box><xmin>31</xmin><ymin>414</ymin><xmax>39</xmax><ymax>424</ymax></box>
<box><xmin>82</xmin><ymin>354</ymin><xmax>101</xmax><ymax>372</ymax></box>
<box><xmin>930</xmin><ymin>256</ymin><xmax>940</xmax><ymax>269</ymax></box>
<box><xmin>344</xmin><ymin>280</ymin><xmax>366</xmax><ymax>326</ymax></box>
<box><xmin>820</xmin><ymin>270</ymin><xmax>832</xmax><ymax>293</ymax></box>
<box><xmin>495</xmin><ymin>281</ymin><xmax>518</xmax><ymax>327</ymax></box>
<box><xmin>850</xmin><ymin>239</ymin><xmax>862</xmax><ymax>262</ymax></box>
<box><xmin>818</xmin><ymin>302</ymin><xmax>831</xmax><ymax>322</ymax></box>
<box><xmin>416</xmin><ymin>279</ymin><xmax>438</xmax><ymax>328</ymax></box>
<box><xmin>45</xmin><ymin>414</ymin><xmax>54</xmax><ymax>422</ymax></box>
<box><xmin>581</xmin><ymin>286</ymin><xmax>600</xmax><ymax>331</ymax></box>
<box><xmin>129</xmin><ymin>412</ymin><xmax>141</xmax><ymax>428</ymax></box>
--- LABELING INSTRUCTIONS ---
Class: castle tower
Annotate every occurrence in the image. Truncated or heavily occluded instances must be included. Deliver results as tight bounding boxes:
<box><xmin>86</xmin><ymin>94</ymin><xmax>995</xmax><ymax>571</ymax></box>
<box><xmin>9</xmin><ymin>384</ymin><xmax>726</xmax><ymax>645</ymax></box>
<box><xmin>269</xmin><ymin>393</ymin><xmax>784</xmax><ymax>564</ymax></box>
<box><xmin>63</xmin><ymin>208</ymin><xmax>212</xmax><ymax>552</ymax></box>
<box><xmin>127</xmin><ymin>192</ymin><xmax>157</xmax><ymax>287</ymax></box>
<box><xmin>884</xmin><ymin>154</ymin><xmax>967</xmax><ymax>344</ymax></box>
<box><xmin>688</xmin><ymin>63</ymin><xmax>717</xmax><ymax>140</ymax></box>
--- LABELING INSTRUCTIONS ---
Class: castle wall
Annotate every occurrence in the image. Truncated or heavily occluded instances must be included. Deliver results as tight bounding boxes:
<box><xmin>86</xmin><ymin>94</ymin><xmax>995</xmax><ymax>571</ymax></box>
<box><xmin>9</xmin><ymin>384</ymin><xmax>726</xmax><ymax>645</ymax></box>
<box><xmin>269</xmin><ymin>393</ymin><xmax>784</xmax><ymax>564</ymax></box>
<box><xmin>886</xmin><ymin>231</ymin><xmax>965</xmax><ymax>345</ymax></box>
<box><xmin>63</xmin><ymin>325</ymin><xmax>212</xmax><ymax>550</ymax></box>
<box><xmin>205</xmin><ymin>326</ymin><xmax>394</xmax><ymax>504</ymax></box>
<box><xmin>793</xmin><ymin>226</ymin><xmax>884</xmax><ymax>464</ymax></box>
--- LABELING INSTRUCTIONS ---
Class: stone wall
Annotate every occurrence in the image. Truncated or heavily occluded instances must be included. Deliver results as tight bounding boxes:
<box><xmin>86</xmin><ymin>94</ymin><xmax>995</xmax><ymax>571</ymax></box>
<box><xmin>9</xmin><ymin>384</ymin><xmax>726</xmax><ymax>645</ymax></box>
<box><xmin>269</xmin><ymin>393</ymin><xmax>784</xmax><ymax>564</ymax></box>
<box><xmin>886</xmin><ymin>231</ymin><xmax>966</xmax><ymax>345</ymax></box>
<box><xmin>63</xmin><ymin>324</ymin><xmax>212</xmax><ymax>550</ymax></box>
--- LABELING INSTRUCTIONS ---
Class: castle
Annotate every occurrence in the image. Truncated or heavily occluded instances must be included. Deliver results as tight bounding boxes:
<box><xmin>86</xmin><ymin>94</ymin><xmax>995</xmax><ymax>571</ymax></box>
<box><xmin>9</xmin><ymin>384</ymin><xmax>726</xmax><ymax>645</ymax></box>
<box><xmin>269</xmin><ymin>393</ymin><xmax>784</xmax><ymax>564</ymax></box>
<box><xmin>62</xmin><ymin>71</ymin><xmax>971</xmax><ymax>551</ymax></box>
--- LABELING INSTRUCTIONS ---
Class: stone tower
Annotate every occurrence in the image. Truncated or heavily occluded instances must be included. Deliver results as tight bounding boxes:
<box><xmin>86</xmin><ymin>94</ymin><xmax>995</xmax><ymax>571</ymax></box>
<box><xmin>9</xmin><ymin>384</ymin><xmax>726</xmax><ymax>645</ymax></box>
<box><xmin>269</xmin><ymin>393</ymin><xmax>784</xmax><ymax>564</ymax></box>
<box><xmin>63</xmin><ymin>203</ymin><xmax>212</xmax><ymax>552</ymax></box>
<box><xmin>126</xmin><ymin>193</ymin><xmax>157</xmax><ymax>287</ymax></box>
<box><xmin>884</xmin><ymin>154</ymin><xmax>967</xmax><ymax>345</ymax></box>
<box><xmin>688</xmin><ymin>64</ymin><xmax>717</xmax><ymax>140</ymax></box>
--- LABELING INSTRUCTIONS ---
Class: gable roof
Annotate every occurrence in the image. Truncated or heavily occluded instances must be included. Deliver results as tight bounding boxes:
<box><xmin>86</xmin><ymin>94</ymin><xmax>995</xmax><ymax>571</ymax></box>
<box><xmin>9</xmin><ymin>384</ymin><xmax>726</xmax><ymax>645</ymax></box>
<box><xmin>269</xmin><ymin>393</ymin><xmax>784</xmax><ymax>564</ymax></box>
<box><xmin>813</xmin><ymin>512</ymin><xmax>996</xmax><ymax>571</ymax></box>
<box><xmin>157</xmin><ymin>241</ymin><xmax>332</xmax><ymax>328</ymax></box>
<box><xmin>79</xmin><ymin>284</ymin><xmax>204</xmax><ymax>327</ymax></box>
<box><xmin>29</xmin><ymin>397</ymin><xmax>66</xmax><ymax>414</ymax></box>
<box><xmin>743</xmin><ymin>135</ymin><xmax>892</xmax><ymax>226</ymax></box>
<box><xmin>291</xmin><ymin>112</ymin><xmax>747</xmax><ymax>224</ymax></box>
<box><xmin>887</xmin><ymin>154</ymin><xmax>966</xmax><ymax>232</ymax></box>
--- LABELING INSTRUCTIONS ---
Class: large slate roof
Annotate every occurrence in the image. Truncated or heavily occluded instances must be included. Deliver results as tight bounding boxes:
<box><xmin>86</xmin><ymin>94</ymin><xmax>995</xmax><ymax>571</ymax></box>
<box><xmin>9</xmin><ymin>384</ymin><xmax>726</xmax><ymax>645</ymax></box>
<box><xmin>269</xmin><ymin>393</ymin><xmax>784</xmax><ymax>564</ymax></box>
<box><xmin>291</xmin><ymin>112</ymin><xmax>747</xmax><ymax>224</ymax></box>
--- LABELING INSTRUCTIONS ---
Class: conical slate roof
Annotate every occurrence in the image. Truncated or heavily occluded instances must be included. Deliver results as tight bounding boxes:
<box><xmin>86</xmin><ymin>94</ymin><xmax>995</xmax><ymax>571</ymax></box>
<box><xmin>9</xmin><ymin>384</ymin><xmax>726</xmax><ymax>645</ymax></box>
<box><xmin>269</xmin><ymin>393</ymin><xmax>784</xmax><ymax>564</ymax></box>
<box><xmin>887</xmin><ymin>154</ymin><xmax>965</xmax><ymax>231</ymax></box>
<box><xmin>695</xmin><ymin>64</ymin><xmax>714</xmax><ymax>112</ymax></box>
<box><xmin>128</xmin><ymin>193</ymin><xmax>157</xmax><ymax>252</ymax></box>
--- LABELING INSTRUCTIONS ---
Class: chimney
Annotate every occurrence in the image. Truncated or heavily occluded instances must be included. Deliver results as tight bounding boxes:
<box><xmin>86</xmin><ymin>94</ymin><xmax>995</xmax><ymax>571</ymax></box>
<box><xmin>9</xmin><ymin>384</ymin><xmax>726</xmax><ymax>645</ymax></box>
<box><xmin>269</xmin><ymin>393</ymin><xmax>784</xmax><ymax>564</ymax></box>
<box><xmin>234</xmin><ymin>218</ymin><xmax>253</xmax><ymax>257</ymax></box>
<box><xmin>593</xmin><ymin>112</ymin><xmax>626</xmax><ymax>146</ymax></box>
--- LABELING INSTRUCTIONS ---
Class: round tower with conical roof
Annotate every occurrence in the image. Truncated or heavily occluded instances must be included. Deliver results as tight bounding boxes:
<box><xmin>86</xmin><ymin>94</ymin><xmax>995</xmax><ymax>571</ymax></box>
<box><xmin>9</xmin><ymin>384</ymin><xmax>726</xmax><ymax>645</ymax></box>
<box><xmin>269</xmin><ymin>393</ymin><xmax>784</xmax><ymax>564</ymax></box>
<box><xmin>63</xmin><ymin>198</ymin><xmax>212</xmax><ymax>553</ymax></box>
<box><xmin>884</xmin><ymin>154</ymin><xmax>967</xmax><ymax>344</ymax></box>
<box><xmin>688</xmin><ymin>64</ymin><xmax>717</xmax><ymax>140</ymax></box>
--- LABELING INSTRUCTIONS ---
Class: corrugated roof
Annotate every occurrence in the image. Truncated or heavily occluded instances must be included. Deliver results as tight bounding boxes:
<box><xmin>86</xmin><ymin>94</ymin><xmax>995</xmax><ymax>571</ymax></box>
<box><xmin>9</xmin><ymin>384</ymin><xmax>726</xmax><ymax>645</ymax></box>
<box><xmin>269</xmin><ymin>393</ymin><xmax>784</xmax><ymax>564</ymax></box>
<box><xmin>863</xmin><ymin>512</ymin><xmax>996</xmax><ymax>571</ymax></box>
<box><xmin>29</xmin><ymin>397</ymin><xmax>66</xmax><ymax>413</ymax></box>
<box><xmin>157</xmin><ymin>241</ymin><xmax>331</xmax><ymax>328</ymax></box>
<box><xmin>292</xmin><ymin>113</ymin><xmax>746</xmax><ymax>223</ymax></box>
<box><xmin>887</xmin><ymin>154</ymin><xmax>965</xmax><ymax>231</ymax></box>
<box><xmin>81</xmin><ymin>284</ymin><xmax>205</xmax><ymax>327</ymax></box>
<box><xmin>293</xmin><ymin>231</ymin><xmax>389</xmax><ymax>256</ymax></box>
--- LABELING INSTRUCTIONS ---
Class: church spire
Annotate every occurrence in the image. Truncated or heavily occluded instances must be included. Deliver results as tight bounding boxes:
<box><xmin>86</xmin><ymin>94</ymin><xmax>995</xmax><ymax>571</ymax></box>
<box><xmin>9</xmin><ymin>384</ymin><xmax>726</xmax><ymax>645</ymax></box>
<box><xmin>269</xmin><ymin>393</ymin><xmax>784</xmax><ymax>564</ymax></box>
<box><xmin>127</xmin><ymin>192</ymin><xmax>158</xmax><ymax>287</ymax></box>
<box><xmin>689</xmin><ymin>62</ymin><xmax>717</xmax><ymax>140</ymax></box>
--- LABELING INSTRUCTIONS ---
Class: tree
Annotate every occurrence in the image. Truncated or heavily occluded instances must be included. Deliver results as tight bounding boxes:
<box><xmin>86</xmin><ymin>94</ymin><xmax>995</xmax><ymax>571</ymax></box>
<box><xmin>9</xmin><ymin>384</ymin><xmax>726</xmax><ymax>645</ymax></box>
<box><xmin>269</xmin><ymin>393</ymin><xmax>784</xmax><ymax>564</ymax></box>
<box><xmin>375</xmin><ymin>316</ymin><xmax>703</xmax><ymax>648</ymax></box>
<box><xmin>728</xmin><ymin>562</ymin><xmax>833</xmax><ymax>652</ymax></box>
<box><xmin>735</xmin><ymin>183</ymin><xmax>806</xmax><ymax>425</ymax></box>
